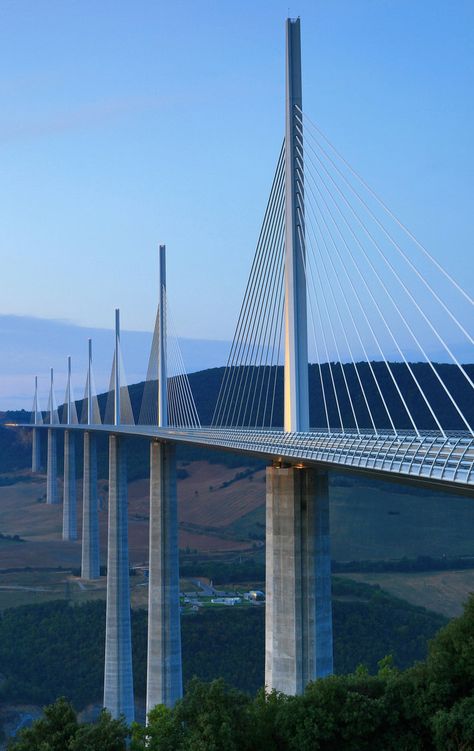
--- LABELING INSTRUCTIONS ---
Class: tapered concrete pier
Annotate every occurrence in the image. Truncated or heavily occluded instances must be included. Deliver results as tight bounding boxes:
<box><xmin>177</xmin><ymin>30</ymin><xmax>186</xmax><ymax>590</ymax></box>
<box><xmin>62</xmin><ymin>430</ymin><xmax>77</xmax><ymax>539</ymax></box>
<box><xmin>265</xmin><ymin>465</ymin><xmax>333</xmax><ymax>695</ymax></box>
<box><xmin>146</xmin><ymin>441</ymin><xmax>182</xmax><ymax>713</ymax></box>
<box><xmin>104</xmin><ymin>434</ymin><xmax>134</xmax><ymax>722</ymax></box>
<box><xmin>81</xmin><ymin>432</ymin><xmax>100</xmax><ymax>578</ymax></box>
<box><xmin>32</xmin><ymin>429</ymin><xmax>41</xmax><ymax>473</ymax></box>
<box><xmin>46</xmin><ymin>429</ymin><xmax>59</xmax><ymax>505</ymax></box>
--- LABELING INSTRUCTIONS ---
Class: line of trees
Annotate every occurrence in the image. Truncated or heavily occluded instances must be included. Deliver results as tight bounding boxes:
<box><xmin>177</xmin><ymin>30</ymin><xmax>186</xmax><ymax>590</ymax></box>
<box><xmin>0</xmin><ymin>579</ymin><xmax>446</xmax><ymax>711</ymax></box>
<box><xmin>8</xmin><ymin>595</ymin><xmax>474</xmax><ymax>750</ymax></box>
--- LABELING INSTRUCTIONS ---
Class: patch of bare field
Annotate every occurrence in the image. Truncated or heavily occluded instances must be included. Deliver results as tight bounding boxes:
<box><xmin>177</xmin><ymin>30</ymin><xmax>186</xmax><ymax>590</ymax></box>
<box><xmin>339</xmin><ymin>570</ymin><xmax>474</xmax><ymax>618</ymax></box>
<box><xmin>178</xmin><ymin>529</ymin><xmax>252</xmax><ymax>553</ymax></box>
<box><xmin>178</xmin><ymin>462</ymin><xmax>265</xmax><ymax>528</ymax></box>
<box><xmin>0</xmin><ymin>462</ymin><xmax>258</xmax><ymax>599</ymax></box>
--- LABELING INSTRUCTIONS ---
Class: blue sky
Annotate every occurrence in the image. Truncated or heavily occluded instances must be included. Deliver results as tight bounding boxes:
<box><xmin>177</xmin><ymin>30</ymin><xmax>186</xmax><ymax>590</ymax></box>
<box><xmin>0</xmin><ymin>1</ymin><xmax>473</xmax><ymax>407</ymax></box>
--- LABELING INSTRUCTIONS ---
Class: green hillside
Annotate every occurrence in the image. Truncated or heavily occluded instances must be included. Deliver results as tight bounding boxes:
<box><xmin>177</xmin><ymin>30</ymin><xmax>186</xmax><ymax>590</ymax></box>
<box><xmin>0</xmin><ymin>578</ymin><xmax>446</xmax><ymax>711</ymax></box>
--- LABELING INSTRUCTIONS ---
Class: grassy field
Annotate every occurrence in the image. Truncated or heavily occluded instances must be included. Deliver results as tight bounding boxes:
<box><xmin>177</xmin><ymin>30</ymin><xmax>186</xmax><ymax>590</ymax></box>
<box><xmin>0</xmin><ymin>564</ymin><xmax>471</xmax><ymax>619</ymax></box>
<box><xmin>2</xmin><ymin>465</ymin><xmax>473</xmax><ymax>565</ymax></box>
<box><xmin>1</xmin><ymin>462</ymin><xmax>474</xmax><ymax>620</ymax></box>
<box><xmin>340</xmin><ymin>569</ymin><xmax>474</xmax><ymax>618</ymax></box>
<box><xmin>329</xmin><ymin>474</ymin><xmax>474</xmax><ymax>561</ymax></box>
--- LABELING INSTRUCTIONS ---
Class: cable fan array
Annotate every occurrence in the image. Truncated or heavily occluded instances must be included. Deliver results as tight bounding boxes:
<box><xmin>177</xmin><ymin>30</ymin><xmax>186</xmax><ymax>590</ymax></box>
<box><xmin>213</xmin><ymin>109</ymin><xmax>473</xmax><ymax>435</ymax></box>
<box><xmin>32</xmin><ymin>309</ymin><xmax>199</xmax><ymax>430</ymax></box>
<box><xmin>212</xmin><ymin>144</ymin><xmax>286</xmax><ymax>428</ymax></box>
<box><xmin>104</xmin><ymin>346</ymin><xmax>135</xmax><ymax>426</ymax></box>
<box><xmin>139</xmin><ymin>290</ymin><xmax>200</xmax><ymax>428</ymax></box>
<box><xmin>294</xmin><ymin>106</ymin><xmax>473</xmax><ymax>437</ymax></box>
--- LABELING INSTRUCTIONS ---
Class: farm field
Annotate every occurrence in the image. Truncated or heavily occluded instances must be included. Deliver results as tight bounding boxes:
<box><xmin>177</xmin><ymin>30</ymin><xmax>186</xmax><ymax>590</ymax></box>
<box><xmin>0</xmin><ymin>462</ymin><xmax>473</xmax><ymax>620</ymax></box>
<box><xmin>340</xmin><ymin>569</ymin><xmax>474</xmax><ymax>618</ymax></box>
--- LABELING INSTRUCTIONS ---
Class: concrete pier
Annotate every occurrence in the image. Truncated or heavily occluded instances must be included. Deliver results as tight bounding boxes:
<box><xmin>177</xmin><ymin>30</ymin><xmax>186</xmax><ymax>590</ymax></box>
<box><xmin>104</xmin><ymin>434</ymin><xmax>134</xmax><ymax>723</ymax></box>
<box><xmin>146</xmin><ymin>441</ymin><xmax>182</xmax><ymax>713</ymax></box>
<box><xmin>265</xmin><ymin>465</ymin><xmax>333</xmax><ymax>695</ymax></box>
<box><xmin>32</xmin><ymin>428</ymin><xmax>41</xmax><ymax>473</ymax></box>
<box><xmin>62</xmin><ymin>430</ymin><xmax>77</xmax><ymax>540</ymax></box>
<box><xmin>81</xmin><ymin>432</ymin><xmax>100</xmax><ymax>579</ymax></box>
<box><xmin>46</xmin><ymin>428</ymin><xmax>59</xmax><ymax>505</ymax></box>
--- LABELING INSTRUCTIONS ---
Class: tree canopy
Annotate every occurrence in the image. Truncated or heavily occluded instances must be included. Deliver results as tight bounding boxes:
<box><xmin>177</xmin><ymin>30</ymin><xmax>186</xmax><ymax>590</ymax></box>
<box><xmin>7</xmin><ymin>596</ymin><xmax>474</xmax><ymax>751</ymax></box>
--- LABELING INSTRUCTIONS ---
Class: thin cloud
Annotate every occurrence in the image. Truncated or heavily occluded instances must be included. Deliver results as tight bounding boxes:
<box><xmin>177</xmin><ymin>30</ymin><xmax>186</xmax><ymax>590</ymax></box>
<box><xmin>0</xmin><ymin>94</ymin><xmax>165</xmax><ymax>143</ymax></box>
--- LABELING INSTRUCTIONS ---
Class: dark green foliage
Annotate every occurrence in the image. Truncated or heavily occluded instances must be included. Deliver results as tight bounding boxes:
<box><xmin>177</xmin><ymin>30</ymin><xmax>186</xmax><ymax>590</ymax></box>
<box><xmin>7</xmin><ymin>597</ymin><xmax>474</xmax><ymax>750</ymax></box>
<box><xmin>131</xmin><ymin>678</ymin><xmax>256</xmax><ymax>751</ymax></box>
<box><xmin>131</xmin><ymin>704</ymin><xmax>184</xmax><ymax>751</ymax></box>
<box><xmin>431</xmin><ymin>696</ymin><xmax>474</xmax><ymax>751</ymax></box>
<box><xmin>182</xmin><ymin>608</ymin><xmax>264</xmax><ymax>693</ymax></box>
<box><xmin>424</xmin><ymin>596</ymin><xmax>474</xmax><ymax>708</ymax></box>
<box><xmin>8</xmin><ymin>701</ymin><xmax>128</xmax><ymax>751</ymax></box>
<box><xmin>0</xmin><ymin>580</ymin><xmax>446</xmax><ymax>712</ymax></box>
<box><xmin>7</xmin><ymin>697</ymin><xmax>78</xmax><ymax>751</ymax></box>
<box><xmin>132</xmin><ymin>597</ymin><xmax>474</xmax><ymax>750</ymax></box>
<box><xmin>68</xmin><ymin>710</ymin><xmax>129</xmax><ymax>751</ymax></box>
<box><xmin>0</xmin><ymin>601</ymin><xmax>106</xmax><ymax>708</ymax></box>
<box><xmin>332</xmin><ymin>554</ymin><xmax>474</xmax><ymax>574</ymax></box>
<box><xmin>332</xmin><ymin>578</ymin><xmax>447</xmax><ymax>674</ymax></box>
<box><xmin>181</xmin><ymin>553</ymin><xmax>474</xmax><ymax>581</ymax></box>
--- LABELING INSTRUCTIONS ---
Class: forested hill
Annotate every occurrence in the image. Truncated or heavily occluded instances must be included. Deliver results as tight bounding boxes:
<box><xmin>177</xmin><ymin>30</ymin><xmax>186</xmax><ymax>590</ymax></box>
<box><xmin>0</xmin><ymin>579</ymin><xmax>446</xmax><ymax>710</ymax></box>
<box><xmin>1</xmin><ymin>362</ymin><xmax>472</xmax><ymax>475</ymax></box>
<box><xmin>186</xmin><ymin>362</ymin><xmax>474</xmax><ymax>431</ymax></box>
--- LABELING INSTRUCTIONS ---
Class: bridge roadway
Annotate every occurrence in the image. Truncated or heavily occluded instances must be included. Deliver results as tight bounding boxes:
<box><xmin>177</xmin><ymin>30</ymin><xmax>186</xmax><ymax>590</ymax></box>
<box><xmin>22</xmin><ymin>424</ymin><xmax>474</xmax><ymax>495</ymax></box>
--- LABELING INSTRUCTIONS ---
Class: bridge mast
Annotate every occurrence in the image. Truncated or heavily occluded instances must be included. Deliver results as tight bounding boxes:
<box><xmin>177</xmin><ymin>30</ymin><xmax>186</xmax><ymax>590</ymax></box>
<box><xmin>265</xmin><ymin>18</ymin><xmax>333</xmax><ymax>697</ymax></box>
<box><xmin>114</xmin><ymin>308</ymin><xmax>121</xmax><ymax>426</ymax></box>
<box><xmin>284</xmin><ymin>17</ymin><xmax>309</xmax><ymax>433</ymax></box>
<box><xmin>158</xmin><ymin>244</ymin><xmax>168</xmax><ymax>428</ymax></box>
<box><xmin>147</xmin><ymin>243</ymin><xmax>182</xmax><ymax>711</ymax></box>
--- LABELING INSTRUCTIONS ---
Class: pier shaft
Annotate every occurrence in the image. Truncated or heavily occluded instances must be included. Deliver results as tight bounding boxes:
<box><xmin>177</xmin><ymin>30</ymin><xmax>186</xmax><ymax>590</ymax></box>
<box><xmin>265</xmin><ymin>465</ymin><xmax>333</xmax><ymax>694</ymax></box>
<box><xmin>81</xmin><ymin>431</ymin><xmax>100</xmax><ymax>579</ymax></box>
<box><xmin>104</xmin><ymin>434</ymin><xmax>134</xmax><ymax>722</ymax></box>
<box><xmin>32</xmin><ymin>428</ymin><xmax>41</xmax><ymax>473</ymax></box>
<box><xmin>46</xmin><ymin>428</ymin><xmax>59</xmax><ymax>505</ymax></box>
<box><xmin>62</xmin><ymin>430</ymin><xmax>77</xmax><ymax>540</ymax></box>
<box><xmin>146</xmin><ymin>441</ymin><xmax>182</xmax><ymax>713</ymax></box>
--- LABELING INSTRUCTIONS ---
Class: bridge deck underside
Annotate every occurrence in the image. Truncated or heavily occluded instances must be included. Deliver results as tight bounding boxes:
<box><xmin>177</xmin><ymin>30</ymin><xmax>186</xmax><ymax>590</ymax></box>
<box><xmin>24</xmin><ymin>425</ymin><xmax>474</xmax><ymax>493</ymax></box>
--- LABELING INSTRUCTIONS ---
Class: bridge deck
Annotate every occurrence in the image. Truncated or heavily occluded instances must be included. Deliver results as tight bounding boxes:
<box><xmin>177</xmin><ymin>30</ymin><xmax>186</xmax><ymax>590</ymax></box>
<box><xmin>19</xmin><ymin>424</ymin><xmax>474</xmax><ymax>494</ymax></box>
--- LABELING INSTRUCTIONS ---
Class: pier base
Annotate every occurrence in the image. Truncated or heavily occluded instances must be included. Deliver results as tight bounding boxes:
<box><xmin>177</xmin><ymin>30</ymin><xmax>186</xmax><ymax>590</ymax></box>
<box><xmin>62</xmin><ymin>430</ymin><xmax>77</xmax><ymax>540</ymax></box>
<box><xmin>104</xmin><ymin>435</ymin><xmax>134</xmax><ymax>723</ymax></box>
<box><xmin>265</xmin><ymin>465</ymin><xmax>333</xmax><ymax>695</ymax></box>
<box><xmin>146</xmin><ymin>441</ymin><xmax>182</xmax><ymax>714</ymax></box>
<box><xmin>81</xmin><ymin>432</ymin><xmax>100</xmax><ymax>579</ymax></box>
<box><xmin>46</xmin><ymin>428</ymin><xmax>59</xmax><ymax>505</ymax></box>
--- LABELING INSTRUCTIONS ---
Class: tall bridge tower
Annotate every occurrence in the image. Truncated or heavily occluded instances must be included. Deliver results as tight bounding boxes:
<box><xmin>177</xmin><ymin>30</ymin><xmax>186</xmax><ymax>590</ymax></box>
<box><xmin>265</xmin><ymin>18</ymin><xmax>334</xmax><ymax>695</ymax></box>
<box><xmin>284</xmin><ymin>16</ymin><xmax>309</xmax><ymax>434</ymax></box>
<box><xmin>146</xmin><ymin>245</ymin><xmax>183</xmax><ymax>712</ymax></box>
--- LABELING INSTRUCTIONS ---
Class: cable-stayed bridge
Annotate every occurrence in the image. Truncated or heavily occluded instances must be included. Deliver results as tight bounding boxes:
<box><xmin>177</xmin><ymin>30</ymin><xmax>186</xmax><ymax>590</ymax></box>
<box><xmin>12</xmin><ymin>18</ymin><xmax>473</xmax><ymax>725</ymax></box>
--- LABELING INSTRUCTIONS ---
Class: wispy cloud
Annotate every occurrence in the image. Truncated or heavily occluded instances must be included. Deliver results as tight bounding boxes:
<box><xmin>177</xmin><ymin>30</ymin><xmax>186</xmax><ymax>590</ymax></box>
<box><xmin>0</xmin><ymin>94</ymin><xmax>165</xmax><ymax>143</ymax></box>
